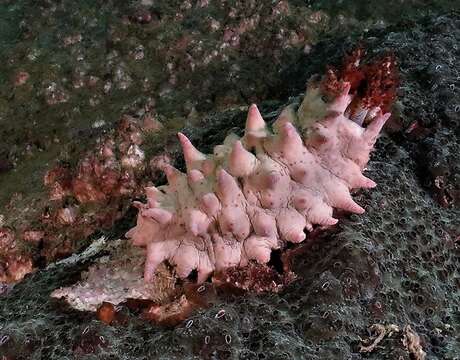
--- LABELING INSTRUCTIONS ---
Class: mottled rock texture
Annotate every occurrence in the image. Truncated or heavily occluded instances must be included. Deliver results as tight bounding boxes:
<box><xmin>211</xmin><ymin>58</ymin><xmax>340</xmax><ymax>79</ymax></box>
<box><xmin>0</xmin><ymin>9</ymin><xmax>459</xmax><ymax>360</ymax></box>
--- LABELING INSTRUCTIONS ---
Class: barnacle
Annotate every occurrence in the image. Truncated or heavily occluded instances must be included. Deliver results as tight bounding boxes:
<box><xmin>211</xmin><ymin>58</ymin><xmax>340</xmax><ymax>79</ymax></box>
<box><xmin>127</xmin><ymin>79</ymin><xmax>391</xmax><ymax>283</ymax></box>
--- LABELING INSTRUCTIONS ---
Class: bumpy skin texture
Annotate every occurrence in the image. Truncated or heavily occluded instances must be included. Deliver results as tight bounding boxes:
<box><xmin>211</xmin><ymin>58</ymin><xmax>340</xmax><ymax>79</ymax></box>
<box><xmin>126</xmin><ymin>81</ymin><xmax>390</xmax><ymax>283</ymax></box>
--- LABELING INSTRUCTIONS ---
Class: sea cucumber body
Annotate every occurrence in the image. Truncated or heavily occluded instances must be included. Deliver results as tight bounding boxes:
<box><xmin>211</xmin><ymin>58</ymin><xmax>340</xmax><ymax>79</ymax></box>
<box><xmin>127</xmin><ymin>82</ymin><xmax>390</xmax><ymax>283</ymax></box>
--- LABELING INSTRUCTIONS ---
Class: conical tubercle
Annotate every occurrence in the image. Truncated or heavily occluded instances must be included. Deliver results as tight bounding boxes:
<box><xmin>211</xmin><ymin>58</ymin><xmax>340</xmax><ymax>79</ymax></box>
<box><xmin>186</xmin><ymin>208</ymin><xmax>210</xmax><ymax>236</ymax></box>
<box><xmin>272</xmin><ymin>105</ymin><xmax>297</xmax><ymax>131</ymax></box>
<box><xmin>364</xmin><ymin>111</ymin><xmax>391</xmax><ymax>143</ymax></box>
<box><xmin>246</xmin><ymin>104</ymin><xmax>266</xmax><ymax>134</ymax></box>
<box><xmin>177</xmin><ymin>132</ymin><xmax>207</xmax><ymax>171</ymax></box>
<box><xmin>228</xmin><ymin>140</ymin><xmax>258</xmax><ymax>177</ymax></box>
<box><xmin>277</xmin><ymin>121</ymin><xmax>304</xmax><ymax>154</ymax></box>
<box><xmin>142</xmin><ymin>207</ymin><xmax>173</xmax><ymax>225</ymax></box>
<box><xmin>216</xmin><ymin>168</ymin><xmax>242</xmax><ymax>204</ymax></box>
<box><xmin>243</xmin><ymin>104</ymin><xmax>268</xmax><ymax>147</ymax></box>
<box><xmin>145</xmin><ymin>186</ymin><xmax>162</xmax><ymax>207</ymax></box>
<box><xmin>162</xmin><ymin>164</ymin><xmax>184</xmax><ymax>189</ymax></box>
<box><xmin>187</xmin><ymin>168</ymin><xmax>205</xmax><ymax>183</ymax></box>
<box><xmin>328</xmin><ymin>82</ymin><xmax>352</xmax><ymax>114</ymax></box>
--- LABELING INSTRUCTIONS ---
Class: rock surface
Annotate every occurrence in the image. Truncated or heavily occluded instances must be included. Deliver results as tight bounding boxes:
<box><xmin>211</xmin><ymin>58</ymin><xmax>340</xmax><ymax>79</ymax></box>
<box><xmin>0</xmin><ymin>4</ymin><xmax>459</xmax><ymax>360</ymax></box>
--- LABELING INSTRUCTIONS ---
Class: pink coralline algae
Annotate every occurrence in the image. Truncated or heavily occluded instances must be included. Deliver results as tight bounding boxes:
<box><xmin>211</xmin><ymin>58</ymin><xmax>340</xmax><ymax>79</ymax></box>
<box><xmin>127</xmin><ymin>69</ymin><xmax>393</xmax><ymax>284</ymax></box>
<box><xmin>0</xmin><ymin>227</ymin><xmax>33</xmax><ymax>283</ymax></box>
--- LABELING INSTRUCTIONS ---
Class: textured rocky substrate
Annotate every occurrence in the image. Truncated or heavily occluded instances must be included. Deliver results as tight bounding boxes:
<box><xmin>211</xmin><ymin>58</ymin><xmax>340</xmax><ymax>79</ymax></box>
<box><xmin>0</xmin><ymin>10</ymin><xmax>459</xmax><ymax>360</ymax></box>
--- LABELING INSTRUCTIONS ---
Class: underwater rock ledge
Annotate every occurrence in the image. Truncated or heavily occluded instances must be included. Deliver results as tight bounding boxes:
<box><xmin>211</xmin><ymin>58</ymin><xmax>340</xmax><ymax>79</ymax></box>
<box><xmin>1</xmin><ymin>12</ymin><xmax>459</xmax><ymax>360</ymax></box>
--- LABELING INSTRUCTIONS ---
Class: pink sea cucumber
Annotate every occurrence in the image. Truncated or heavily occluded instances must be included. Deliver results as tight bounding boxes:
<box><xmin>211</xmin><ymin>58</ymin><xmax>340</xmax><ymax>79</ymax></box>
<box><xmin>126</xmin><ymin>69</ymin><xmax>392</xmax><ymax>283</ymax></box>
